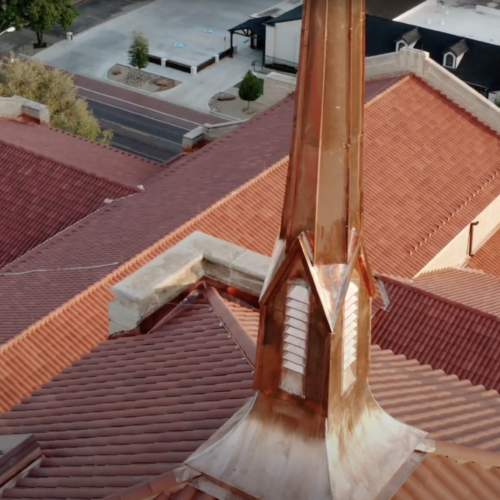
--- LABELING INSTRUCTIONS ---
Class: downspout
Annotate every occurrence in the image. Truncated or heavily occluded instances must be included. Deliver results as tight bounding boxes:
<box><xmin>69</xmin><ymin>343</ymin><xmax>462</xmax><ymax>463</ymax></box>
<box><xmin>467</xmin><ymin>221</ymin><xmax>479</xmax><ymax>257</ymax></box>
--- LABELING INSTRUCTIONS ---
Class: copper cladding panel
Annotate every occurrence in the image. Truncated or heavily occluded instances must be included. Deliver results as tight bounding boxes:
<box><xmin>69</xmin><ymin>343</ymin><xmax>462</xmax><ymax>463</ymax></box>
<box><xmin>280</xmin><ymin>0</ymin><xmax>366</xmax><ymax>266</ymax></box>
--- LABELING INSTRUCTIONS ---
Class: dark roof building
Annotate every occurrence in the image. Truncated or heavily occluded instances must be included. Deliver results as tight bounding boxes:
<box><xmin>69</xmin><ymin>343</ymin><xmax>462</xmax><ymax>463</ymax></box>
<box><xmin>258</xmin><ymin>8</ymin><xmax>500</xmax><ymax>97</ymax></box>
<box><xmin>366</xmin><ymin>15</ymin><xmax>500</xmax><ymax>97</ymax></box>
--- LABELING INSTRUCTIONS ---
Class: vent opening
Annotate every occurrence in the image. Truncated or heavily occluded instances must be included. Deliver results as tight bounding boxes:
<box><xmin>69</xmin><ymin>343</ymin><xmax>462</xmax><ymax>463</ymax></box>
<box><xmin>342</xmin><ymin>276</ymin><xmax>359</xmax><ymax>393</ymax></box>
<box><xmin>280</xmin><ymin>281</ymin><xmax>309</xmax><ymax>397</ymax></box>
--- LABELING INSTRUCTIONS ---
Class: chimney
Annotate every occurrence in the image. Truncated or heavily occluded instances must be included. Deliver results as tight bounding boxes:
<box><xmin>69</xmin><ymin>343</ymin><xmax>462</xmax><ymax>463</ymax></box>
<box><xmin>184</xmin><ymin>1</ymin><xmax>428</xmax><ymax>499</ymax></box>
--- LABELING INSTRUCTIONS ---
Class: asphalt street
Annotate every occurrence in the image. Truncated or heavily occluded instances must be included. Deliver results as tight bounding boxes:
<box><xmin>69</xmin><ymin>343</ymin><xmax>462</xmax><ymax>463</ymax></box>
<box><xmin>84</xmin><ymin>97</ymin><xmax>187</xmax><ymax>162</ymax></box>
<box><xmin>73</xmin><ymin>75</ymin><xmax>226</xmax><ymax>163</ymax></box>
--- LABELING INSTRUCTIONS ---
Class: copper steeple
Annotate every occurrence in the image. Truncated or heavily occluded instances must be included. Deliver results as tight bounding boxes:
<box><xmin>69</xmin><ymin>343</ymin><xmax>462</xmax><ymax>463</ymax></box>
<box><xmin>184</xmin><ymin>0</ymin><xmax>429</xmax><ymax>498</ymax></box>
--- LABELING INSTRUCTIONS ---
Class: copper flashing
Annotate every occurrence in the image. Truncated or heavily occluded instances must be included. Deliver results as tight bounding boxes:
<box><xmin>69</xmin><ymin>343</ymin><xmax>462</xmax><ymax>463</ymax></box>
<box><xmin>180</xmin><ymin>0</ymin><xmax>428</xmax><ymax>499</ymax></box>
<box><xmin>203</xmin><ymin>286</ymin><xmax>257</xmax><ymax>367</ymax></box>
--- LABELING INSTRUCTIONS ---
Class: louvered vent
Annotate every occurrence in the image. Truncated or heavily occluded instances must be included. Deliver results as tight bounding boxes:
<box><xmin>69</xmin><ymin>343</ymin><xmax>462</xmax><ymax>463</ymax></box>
<box><xmin>280</xmin><ymin>282</ymin><xmax>309</xmax><ymax>397</ymax></box>
<box><xmin>342</xmin><ymin>278</ymin><xmax>359</xmax><ymax>391</ymax></box>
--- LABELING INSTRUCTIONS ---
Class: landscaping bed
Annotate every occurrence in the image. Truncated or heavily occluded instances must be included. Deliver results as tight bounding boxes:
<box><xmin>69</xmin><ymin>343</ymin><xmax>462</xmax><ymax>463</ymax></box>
<box><xmin>107</xmin><ymin>64</ymin><xmax>179</xmax><ymax>92</ymax></box>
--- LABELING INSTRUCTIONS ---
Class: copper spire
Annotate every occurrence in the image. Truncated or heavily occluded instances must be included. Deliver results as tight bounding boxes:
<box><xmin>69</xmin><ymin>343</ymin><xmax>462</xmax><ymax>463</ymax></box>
<box><xmin>183</xmin><ymin>1</ymin><xmax>429</xmax><ymax>498</ymax></box>
<box><xmin>281</xmin><ymin>0</ymin><xmax>365</xmax><ymax>264</ymax></box>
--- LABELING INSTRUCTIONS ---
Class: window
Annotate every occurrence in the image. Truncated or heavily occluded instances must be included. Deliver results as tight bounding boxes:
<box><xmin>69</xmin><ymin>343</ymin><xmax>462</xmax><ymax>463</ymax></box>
<box><xmin>443</xmin><ymin>53</ymin><xmax>455</xmax><ymax>69</ymax></box>
<box><xmin>280</xmin><ymin>281</ymin><xmax>309</xmax><ymax>397</ymax></box>
<box><xmin>342</xmin><ymin>277</ymin><xmax>359</xmax><ymax>393</ymax></box>
<box><xmin>396</xmin><ymin>40</ymin><xmax>407</xmax><ymax>52</ymax></box>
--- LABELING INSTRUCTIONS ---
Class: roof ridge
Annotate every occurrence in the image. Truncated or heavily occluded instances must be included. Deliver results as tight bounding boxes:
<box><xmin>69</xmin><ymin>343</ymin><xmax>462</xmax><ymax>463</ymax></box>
<box><xmin>144</xmin><ymin>96</ymin><xmax>294</xmax><ymax>185</ymax></box>
<box><xmin>415</xmin><ymin>266</ymin><xmax>495</xmax><ymax>279</ymax></box>
<box><xmin>0</xmin><ymin>193</ymin><xmax>137</xmax><ymax>273</ymax></box>
<box><xmin>0</xmin><ymin>159</ymin><xmax>286</xmax><ymax>355</ymax></box>
<box><xmin>409</xmin><ymin>170</ymin><xmax>500</xmax><ymax>258</ymax></box>
<box><xmin>364</xmin><ymin>74</ymin><xmax>412</xmax><ymax>106</ymax></box>
<box><xmin>377</xmin><ymin>274</ymin><xmax>500</xmax><ymax>325</ymax></box>
<box><xmin>42</xmin><ymin>122</ymin><xmax>157</xmax><ymax>166</ymax></box>
<box><xmin>0</xmin><ymin>135</ymin><xmax>141</xmax><ymax>193</ymax></box>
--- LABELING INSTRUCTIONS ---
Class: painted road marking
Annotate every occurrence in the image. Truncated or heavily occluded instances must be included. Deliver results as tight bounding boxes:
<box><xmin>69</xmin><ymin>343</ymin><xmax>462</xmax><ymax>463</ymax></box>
<box><xmin>75</xmin><ymin>85</ymin><xmax>205</xmax><ymax>127</ymax></box>
<box><xmin>204</xmin><ymin>29</ymin><xmax>215</xmax><ymax>34</ymax></box>
<box><xmin>82</xmin><ymin>95</ymin><xmax>192</xmax><ymax>132</ymax></box>
<box><xmin>173</xmin><ymin>42</ymin><xmax>187</xmax><ymax>48</ymax></box>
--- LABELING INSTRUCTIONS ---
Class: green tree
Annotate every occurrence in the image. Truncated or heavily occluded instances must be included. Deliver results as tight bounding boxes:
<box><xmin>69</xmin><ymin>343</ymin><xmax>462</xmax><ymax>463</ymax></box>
<box><xmin>0</xmin><ymin>57</ymin><xmax>113</xmax><ymax>145</ymax></box>
<box><xmin>128</xmin><ymin>31</ymin><xmax>149</xmax><ymax>71</ymax></box>
<box><xmin>238</xmin><ymin>70</ymin><xmax>263</xmax><ymax>111</ymax></box>
<box><xmin>4</xmin><ymin>0</ymin><xmax>78</xmax><ymax>47</ymax></box>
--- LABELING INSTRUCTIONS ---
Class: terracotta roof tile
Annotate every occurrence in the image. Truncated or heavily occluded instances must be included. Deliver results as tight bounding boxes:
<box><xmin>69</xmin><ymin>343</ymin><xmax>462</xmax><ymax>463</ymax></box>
<box><xmin>0</xmin><ymin>96</ymin><xmax>295</xmax><ymax>347</ymax></box>
<box><xmin>372</xmin><ymin>275</ymin><xmax>500</xmax><ymax>394</ymax></box>
<box><xmin>412</xmin><ymin>268</ymin><xmax>500</xmax><ymax>318</ymax></box>
<box><xmin>0</xmin><ymin>140</ymin><xmax>135</xmax><ymax>269</ymax></box>
<box><xmin>0</xmin><ymin>295</ymin><xmax>253</xmax><ymax>500</ymax></box>
<box><xmin>3</xmin><ymin>290</ymin><xmax>500</xmax><ymax>499</ymax></box>
<box><xmin>163</xmin><ymin>454</ymin><xmax>500</xmax><ymax>500</ymax></box>
<box><xmin>468</xmin><ymin>229</ymin><xmax>500</xmax><ymax>278</ymax></box>
<box><xmin>395</xmin><ymin>455</ymin><xmax>500</xmax><ymax>500</ymax></box>
<box><xmin>0</xmin><ymin>120</ymin><xmax>162</xmax><ymax>189</ymax></box>
<box><xmin>0</xmin><ymin>157</ymin><xmax>286</xmax><ymax>415</ymax></box>
<box><xmin>1</xmin><ymin>74</ymin><xmax>499</xmax><ymax>413</ymax></box>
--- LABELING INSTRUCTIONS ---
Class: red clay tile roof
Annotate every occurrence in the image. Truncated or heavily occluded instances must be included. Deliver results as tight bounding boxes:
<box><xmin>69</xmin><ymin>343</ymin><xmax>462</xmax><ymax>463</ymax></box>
<box><xmin>0</xmin><ymin>119</ymin><xmax>162</xmax><ymax>189</ymax></box>
<box><xmin>412</xmin><ymin>267</ymin><xmax>500</xmax><ymax>318</ymax></box>
<box><xmin>104</xmin><ymin>453</ymin><xmax>500</xmax><ymax>500</ymax></box>
<box><xmin>394</xmin><ymin>454</ymin><xmax>500</xmax><ymax>500</ymax></box>
<box><xmin>3</xmin><ymin>288</ymin><xmax>500</xmax><ymax>499</ymax></box>
<box><xmin>372</xmin><ymin>275</ymin><xmax>500</xmax><ymax>392</ymax></box>
<box><xmin>0</xmin><ymin>140</ymin><xmax>135</xmax><ymax>269</ymax></box>
<box><xmin>467</xmin><ymin>229</ymin><xmax>500</xmax><ymax>279</ymax></box>
<box><xmin>2</xmin><ymin>74</ymin><xmax>500</xmax><ymax>413</ymax></box>
<box><xmin>0</xmin><ymin>293</ymin><xmax>254</xmax><ymax>500</ymax></box>
<box><xmin>0</xmin><ymin>158</ymin><xmax>287</xmax><ymax>416</ymax></box>
<box><xmin>0</xmin><ymin>97</ymin><xmax>294</xmax><ymax>349</ymax></box>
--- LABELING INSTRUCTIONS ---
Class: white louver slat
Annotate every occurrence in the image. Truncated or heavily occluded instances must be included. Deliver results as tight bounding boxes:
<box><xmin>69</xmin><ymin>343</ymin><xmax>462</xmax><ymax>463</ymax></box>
<box><xmin>280</xmin><ymin>283</ymin><xmax>310</xmax><ymax>396</ymax></box>
<box><xmin>343</xmin><ymin>280</ymin><xmax>359</xmax><ymax>373</ymax></box>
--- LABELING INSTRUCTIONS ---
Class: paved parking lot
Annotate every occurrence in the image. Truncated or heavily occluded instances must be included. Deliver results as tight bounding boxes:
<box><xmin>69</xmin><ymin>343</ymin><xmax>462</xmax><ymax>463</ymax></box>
<box><xmin>33</xmin><ymin>0</ymin><xmax>278</xmax><ymax>113</ymax></box>
<box><xmin>36</xmin><ymin>0</ymin><xmax>275</xmax><ymax>71</ymax></box>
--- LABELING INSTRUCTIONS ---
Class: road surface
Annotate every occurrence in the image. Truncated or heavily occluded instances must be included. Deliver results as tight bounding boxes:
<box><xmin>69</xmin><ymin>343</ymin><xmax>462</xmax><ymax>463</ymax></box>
<box><xmin>74</xmin><ymin>75</ymin><xmax>227</xmax><ymax>162</ymax></box>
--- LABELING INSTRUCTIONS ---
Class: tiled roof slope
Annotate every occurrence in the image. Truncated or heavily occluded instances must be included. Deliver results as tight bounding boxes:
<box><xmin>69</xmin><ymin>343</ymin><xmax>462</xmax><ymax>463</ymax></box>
<box><xmin>3</xmin><ymin>290</ymin><xmax>500</xmax><ymax>499</ymax></box>
<box><xmin>394</xmin><ymin>455</ymin><xmax>500</xmax><ymax>500</ymax></box>
<box><xmin>0</xmin><ymin>119</ymin><xmax>162</xmax><ymax>189</ymax></box>
<box><xmin>0</xmin><ymin>295</ymin><xmax>254</xmax><ymax>500</ymax></box>
<box><xmin>0</xmin><ymin>96</ymin><xmax>295</xmax><ymax>348</ymax></box>
<box><xmin>468</xmin><ymin>229</ymin><xmax>500</xmax><ymax>278</ymax></box>
<box><xmin>0</xmin><ymin>158</ymin><xmax>286</xmax><ymax>415</ymax></box>
<box><xmin>107</xmin><ymin>454</ymin><xmax>500</xmax><ymax>500</ymax></box>
<box><xmin>372</xmin><ymin>275</ymin><xmax>500</xmax><ymax>393</ymax></box>
<box><xmin>2</xmin><ymin>75</ymin><xmax>500</xmax><ymax>410</ymax></box>
<box><xmin>0</xmin><ymin>141</ymin><xmax>135</xmax><ymax>269</ymax></box>
<box><xmin>413</xmin><ymin>267</ymin><xmax>500</xmax><ymax>318</ymax></box>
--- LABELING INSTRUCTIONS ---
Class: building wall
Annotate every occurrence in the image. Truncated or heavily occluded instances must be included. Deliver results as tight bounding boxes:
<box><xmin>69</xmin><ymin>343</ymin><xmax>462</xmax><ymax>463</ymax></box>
<box><xmin>265</xmin><ymin>20</ymin><xmax>301</xmax><ymax>67</ymax></box>
<box><xmin>416</xmin><ymin>193</ymin><xmax>500</xmax><ymax>276</ymax></box>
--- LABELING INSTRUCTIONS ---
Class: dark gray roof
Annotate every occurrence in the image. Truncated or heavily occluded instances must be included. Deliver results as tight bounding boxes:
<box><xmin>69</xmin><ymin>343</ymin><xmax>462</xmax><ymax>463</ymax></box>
<box><xmin>366</xmin><ymin>0</ymin><xmax>423</xmax><ymax>19</ymax></box>
<box><xmin>264</xmin><ymin>5</ymin><xmax>302</xmax><ymax>25</ymax></box>
<box><xmin>366</xmin><ymin>16</ymin><xmax>500</xmax><ymax>90</ymax></box>
<box><xmin>229</xmin><ymin>16</ymin><xmax>272</xmax><ymax>38</ymax></box>
<box><xmin>448</xmin><ymin>39</ymin><xmax>469</xmax><ymax>57</ymax></box>
<box><xmin>399</xmin><ymin>27</ymin><xmax>420</xmax><ymax>45</ymax></box>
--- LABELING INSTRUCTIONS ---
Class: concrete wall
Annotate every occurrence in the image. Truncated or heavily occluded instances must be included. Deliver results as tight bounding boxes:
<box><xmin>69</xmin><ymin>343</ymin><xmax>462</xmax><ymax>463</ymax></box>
<box><xmin>0</xmin><ymin>96</ymin><xmax>49</xmax><ymax>125</ymax></box>
<box><xmin>416</xmin><ymin>193</ymin><xmax>500</xmax><ymax>276</ymax></box>
<box><xmin>266</xmin><ymin>20</ymin><xmax>301</xmax><ymax>65</ymax></box>
<box><xmin>182</xmin><ymin>119</ymin><xmax>247</xmax><ymax>152</ymax></box>
<box><xmin>365</xmin><ymin>49</ymin><xmax>500</xmax><ymax>135</ymax></box>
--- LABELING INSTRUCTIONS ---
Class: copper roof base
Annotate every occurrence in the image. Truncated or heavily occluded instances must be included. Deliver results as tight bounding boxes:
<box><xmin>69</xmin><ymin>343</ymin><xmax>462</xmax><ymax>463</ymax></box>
<box><xmin>184</xmin><ymin>389</ymin><xmax>427</xmax><ymax>500</ymax></box>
